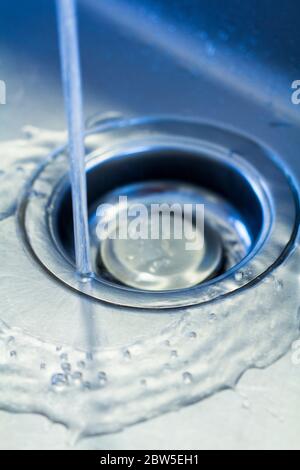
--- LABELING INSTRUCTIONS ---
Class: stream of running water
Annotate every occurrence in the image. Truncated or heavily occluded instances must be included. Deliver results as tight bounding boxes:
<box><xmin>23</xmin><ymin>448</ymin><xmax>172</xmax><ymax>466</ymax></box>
<box><xmin>56</xmin><ymin>0</ymin><xmax>92</xmax><ymax>276</ymax></box>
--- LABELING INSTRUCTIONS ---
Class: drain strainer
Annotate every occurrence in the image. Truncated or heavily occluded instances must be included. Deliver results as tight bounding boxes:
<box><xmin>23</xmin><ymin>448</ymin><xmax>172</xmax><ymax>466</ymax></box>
<box><xmin>95</xmin><ymin>181</ymin><xmax>224</xmax><ymax>291</ymax></box>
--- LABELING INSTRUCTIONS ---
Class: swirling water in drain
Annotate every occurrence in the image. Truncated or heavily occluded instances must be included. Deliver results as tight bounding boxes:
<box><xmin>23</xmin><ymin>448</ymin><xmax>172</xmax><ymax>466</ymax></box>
<box><xmin>0</xmin><ymin>129</ymin><xmax>299</xmax><ymax>438</ymax></box>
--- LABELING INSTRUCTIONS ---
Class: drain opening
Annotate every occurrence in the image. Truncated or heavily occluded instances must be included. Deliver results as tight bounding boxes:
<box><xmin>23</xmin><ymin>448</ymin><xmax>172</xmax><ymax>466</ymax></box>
<box><xmin>54</xmin><ymin>147</ymin><xmax>264</xmax><ymax>291</ymax></box>
<box><xmin>94</xmin><ymin>181</ymin><xmax>224</xmax><ymax>291</ymax></box>
<box><xmin>21</xmin><ymin>117</ymin><xmax>297</xmax><ymax>308</ymax></box>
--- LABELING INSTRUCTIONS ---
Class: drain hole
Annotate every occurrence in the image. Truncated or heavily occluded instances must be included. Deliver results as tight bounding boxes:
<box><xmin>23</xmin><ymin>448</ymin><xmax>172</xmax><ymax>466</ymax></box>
<box><xmin>53</xmin><ymin>147</ymin><xmax>264</xmax><ymax>292</ymax></box>
<box><xmin>93</xmin><ymin>181</ymin><xmax>224</xmax><ymax>291</ymax></box>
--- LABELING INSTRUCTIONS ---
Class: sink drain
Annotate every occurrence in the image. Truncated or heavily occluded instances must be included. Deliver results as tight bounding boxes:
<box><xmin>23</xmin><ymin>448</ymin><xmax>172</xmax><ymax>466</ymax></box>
<box><xmin>18</xmin><ymin>117</ymin><xmax>299</xmax><ymax>308</ymax></box>
<box><xmin>94</xmin><ymin>181</ymin><xmax>224</xmax><ymax>291</ymax></box>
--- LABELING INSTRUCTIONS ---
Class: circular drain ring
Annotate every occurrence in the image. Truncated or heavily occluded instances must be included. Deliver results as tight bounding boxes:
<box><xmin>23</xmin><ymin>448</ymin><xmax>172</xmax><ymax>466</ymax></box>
<box><xmin>18</xmin><ymin>116</ymin><xmax>299</xmax><ymax>309</ymax></box>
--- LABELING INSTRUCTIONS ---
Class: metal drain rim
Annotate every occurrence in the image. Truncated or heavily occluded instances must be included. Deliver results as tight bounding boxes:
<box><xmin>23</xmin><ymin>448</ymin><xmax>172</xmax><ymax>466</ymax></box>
<box><xmin>18</xmin><ymin>116</ymin><xmax>299</xmax><ymax>309</ymax></box>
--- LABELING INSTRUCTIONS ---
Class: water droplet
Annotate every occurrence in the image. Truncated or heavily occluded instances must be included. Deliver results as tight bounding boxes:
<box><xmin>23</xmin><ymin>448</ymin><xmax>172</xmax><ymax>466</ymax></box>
<box><xmin>40</xmin><ymin>362</ymin><xmax>46</xmax><ymax>370</ymax></box>
<box><xmin>47</xmin><ymin>204</ymin><xmax>55</xmax><ymax>216</ymax></box>
<box><xmin>10</xmin><ymin>350</ymin><xmax>17</xmax><ymax>358</ymax></box>
<box><xmin>7</xmin><ymin>336</ymin><xmax>15</xmax><ymax>346</ymax></box>
<box><xmin>60</xmin><ymin>353</ymin><xmax>68</xmax><ymax>361</ymax></box>
<box><xmin>234</xmin><ymin>271</ymin><xmax>244</xmax><ymax>282</ymax></box>
<box><xmin>97</xmin><ymin>371</ymin><xmax>107</xmax><ymax>386</ymax></box>
<box><xmin>16</xmin><ymin>166</ymin><xmax>25</xmax><ymax>174</ymax></box>
<box><xmin>56</xmin><ymin>346</ymin><xmax>62</xmax><ymax>352</ymax></box>
<box><xmin>170</xmin><ymin>350</ymin><xmax>178</xmax><ymax>359</ymax></box>
<box><xmin>123</xmin><ymin>349</ymin><xmax>131</xmax><ymax>361</ymax></box>
<box><xmin>149</xmin><ymin>260</ymin><xmax>159</xmax><ymax>274</ymax></box>
<box><xmin>182</xmin><ymin>372</ymin><xmax>193</xmax><ymax>384</ymax></box>
<box><xmin>51</xmin><ymin>373</ymin><xmax>68</xmax><ymax>387</ymax></box>
<box><xmin>61</xmin><ymin>362</ymin><xmax>71</xmax><ymax>373</ymax></box>
<box><xmin>77</xmin><ymin>273</ymin><xmax>92</xmax><ymax>284</ymax></box>
<box><xmin>71</xmin><ymin>371</ymin><xmax>82</xmax><ymax>383</ymax></box>
<box><xmin>209</xmin><ymin>313</ymin><xmax>217</xmax><ymax>322</ymax></box>
<box><xmin>164</xmin><ymin>339</ymin><xmax>171</xmax><ymax>347</ymax></box>
<box><xmin>242</xmin><ymin>399</ymin><xmax>251</xmax><ymax>410</ymax></box>
<box><xmin>187</xmin><ymin>331</ymin><xmax>197</xmax><ymax>339</ymax></box>
<box><xmin>77</xmin><ymin>360</ymin><xmax>86</xmax><ymax>369</ymax></box>
<box><xmin>83</xmin><ymin>381</ymin><xmax>91</xmax><ymax>390</ymax></box>
<box><xmin>275</xmin><ymin>279</ymin><xmax>284</xmax><ymax>291</ymax></box>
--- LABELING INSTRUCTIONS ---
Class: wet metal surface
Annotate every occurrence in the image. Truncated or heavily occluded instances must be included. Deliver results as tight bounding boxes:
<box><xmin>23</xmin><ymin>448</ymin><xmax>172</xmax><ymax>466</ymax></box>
<box><xmin>0</xmin><ymin>0</ymin><xmax>300</xmax><ymax>450</ymax></box>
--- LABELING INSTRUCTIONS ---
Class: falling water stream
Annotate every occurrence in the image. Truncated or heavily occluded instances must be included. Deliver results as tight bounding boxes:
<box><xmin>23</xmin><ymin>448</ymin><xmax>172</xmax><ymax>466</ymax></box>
<box><xmin>56</xmin><ymin>0</ymin><xmax>91</xmax><ymax>276</ymax></box>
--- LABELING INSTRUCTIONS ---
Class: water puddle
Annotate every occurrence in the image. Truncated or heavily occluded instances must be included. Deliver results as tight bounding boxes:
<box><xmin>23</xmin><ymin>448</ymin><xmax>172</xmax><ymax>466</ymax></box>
<box><xmin>0</xmin><ymin>128</ymin><xmax>299</xmax><ymax>439</ymax></box>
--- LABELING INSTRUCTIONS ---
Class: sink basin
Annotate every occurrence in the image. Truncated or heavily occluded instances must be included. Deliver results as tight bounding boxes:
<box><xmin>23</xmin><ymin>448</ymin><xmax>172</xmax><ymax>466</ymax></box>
<box><xmin>0</xmin><ymin>0</ymin><xmax>299</xmax><ymax>450</ymax></box>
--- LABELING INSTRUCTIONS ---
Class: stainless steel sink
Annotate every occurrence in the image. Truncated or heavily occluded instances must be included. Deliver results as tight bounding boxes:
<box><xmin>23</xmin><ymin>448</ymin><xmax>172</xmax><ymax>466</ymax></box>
<box><xmin>0</xmin><ymin>0</ymin><xmax>299</xmax><ymax>450</ymax></box>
